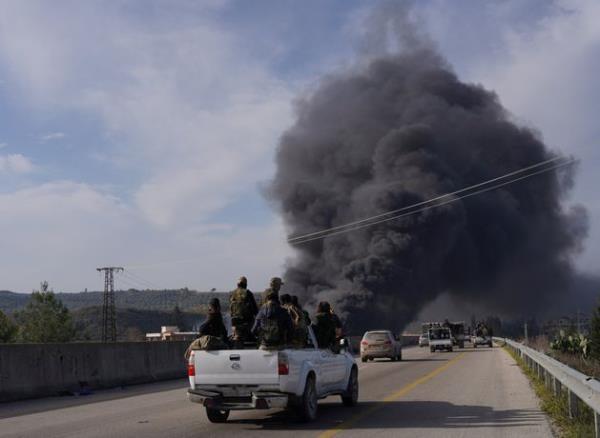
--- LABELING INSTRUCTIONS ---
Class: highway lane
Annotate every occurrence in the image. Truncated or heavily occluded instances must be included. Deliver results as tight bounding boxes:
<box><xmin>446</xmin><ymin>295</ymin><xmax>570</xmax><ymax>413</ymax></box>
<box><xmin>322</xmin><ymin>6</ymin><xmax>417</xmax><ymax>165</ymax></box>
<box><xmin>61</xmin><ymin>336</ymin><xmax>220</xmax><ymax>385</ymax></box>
<box><xmin>0</xmin><ymin>345</ymin><xmax>553</xmax><ymax>438</ymax></box>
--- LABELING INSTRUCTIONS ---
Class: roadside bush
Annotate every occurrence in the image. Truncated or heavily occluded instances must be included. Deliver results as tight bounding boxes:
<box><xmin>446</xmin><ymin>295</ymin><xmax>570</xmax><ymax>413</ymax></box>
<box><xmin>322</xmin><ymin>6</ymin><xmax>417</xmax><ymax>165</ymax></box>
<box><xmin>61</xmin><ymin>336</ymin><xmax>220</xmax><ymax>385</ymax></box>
<box><xmin>550</xmin><ymin>330</ymin><xmax>589</xmax><ymax>358</ymax></box>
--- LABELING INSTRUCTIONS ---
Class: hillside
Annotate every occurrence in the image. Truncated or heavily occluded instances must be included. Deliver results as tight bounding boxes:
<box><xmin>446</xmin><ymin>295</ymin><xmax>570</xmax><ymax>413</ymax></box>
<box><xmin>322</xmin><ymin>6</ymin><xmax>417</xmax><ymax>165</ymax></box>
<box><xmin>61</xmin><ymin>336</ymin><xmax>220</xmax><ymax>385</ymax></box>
<box><xmin>0</xmin><ymin>289</ymin><xmax>230</xmax><ymax>313</ymax></box>
<box><xmin>72</xmin><ymin>306</ymin><xmax>207</xmax><ymax>341</ymax></box>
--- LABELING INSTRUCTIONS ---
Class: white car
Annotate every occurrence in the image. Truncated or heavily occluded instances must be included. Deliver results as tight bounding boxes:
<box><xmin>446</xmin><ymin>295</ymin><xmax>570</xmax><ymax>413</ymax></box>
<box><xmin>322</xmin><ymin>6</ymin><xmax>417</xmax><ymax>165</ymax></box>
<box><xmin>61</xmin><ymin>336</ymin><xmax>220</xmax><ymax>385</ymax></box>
<box><xmin>187</xmin><ymin>327</ymin><xmax>358</xmax><ymax>423</ymax></box>
<box><xmin>429</xmin><ymin>327</ymin><xmax>453</xmax><ymax>352</ymax></box>
<box><xmin>472</xmin><ymin>335</ymin><xmax>493</xmax><ymax>348</ymax></box>
<box><xmin>418</xmin><ymin>333</ymin><xmax>429</xmax><ymax>347</ymax></box>
<box><xmin>360</xmin><ymin>330</ymin><xmax>402</xmax><ymax>362</ymax></box>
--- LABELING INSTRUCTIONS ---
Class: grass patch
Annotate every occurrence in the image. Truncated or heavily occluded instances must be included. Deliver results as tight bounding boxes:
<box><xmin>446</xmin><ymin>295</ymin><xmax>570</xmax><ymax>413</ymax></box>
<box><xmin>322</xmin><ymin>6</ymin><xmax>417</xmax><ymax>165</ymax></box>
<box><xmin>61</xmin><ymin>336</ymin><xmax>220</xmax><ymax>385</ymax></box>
<box><xmin>504</xmin><ymin>346</ymin><xmax>595</xmax><ymax>438</ymax></box>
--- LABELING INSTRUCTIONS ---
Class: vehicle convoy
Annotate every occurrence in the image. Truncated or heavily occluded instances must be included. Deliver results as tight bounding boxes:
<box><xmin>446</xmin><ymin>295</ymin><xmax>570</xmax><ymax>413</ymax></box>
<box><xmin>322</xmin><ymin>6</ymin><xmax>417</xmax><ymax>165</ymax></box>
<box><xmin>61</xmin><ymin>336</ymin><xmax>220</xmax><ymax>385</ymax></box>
<box><xmin>444</xmin><ymin>320</ymin><xmax>466</xmax><ymax>348</ymax></box>
<box><xmin>472</xmin><ymin>322</ymin><xmax>493</xmax><ymax>348</ymax></box>
<box><xmin>360</xmin><ymin>330</ymin><xmax>402</xmax><ymax>362</ymax></box>
<box><xmin>429</xmin><ymin>327</ymin><xmax>453</xmax><ymax>352</ymax></box>
<box><xmin>187</xmin><ymin>327</ymin><xmax>358</xmax><ymax>423</ymax></box>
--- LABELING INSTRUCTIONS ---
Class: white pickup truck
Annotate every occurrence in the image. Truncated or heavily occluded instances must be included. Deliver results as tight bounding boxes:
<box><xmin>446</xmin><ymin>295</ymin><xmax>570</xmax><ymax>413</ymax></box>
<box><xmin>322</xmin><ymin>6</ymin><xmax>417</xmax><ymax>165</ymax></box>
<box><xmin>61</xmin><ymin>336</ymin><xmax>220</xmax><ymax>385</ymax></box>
<box><xmin>428</xmin><ymin>327</ymin><xmax>453</xmax><ymax>352</ymax></box>
<box><xmin>187</xmin><ymin>327</ymin><xmax>358</xmax><ymax>423</ymax></box>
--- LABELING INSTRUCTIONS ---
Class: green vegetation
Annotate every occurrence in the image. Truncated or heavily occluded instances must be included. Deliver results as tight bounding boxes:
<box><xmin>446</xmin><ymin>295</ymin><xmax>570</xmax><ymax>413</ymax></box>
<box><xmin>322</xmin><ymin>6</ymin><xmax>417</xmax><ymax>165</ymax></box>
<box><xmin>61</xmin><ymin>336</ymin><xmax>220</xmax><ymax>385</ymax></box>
<box><xmin>550</xmin><ymin>331</ymin><xmax>590</xmax><ymax>358</ymax></box>
<box><xmin>505</xmin><ymin>346</ymin><xmax>595</xmax><ymax>438</ymax></box>
<box><xmin>0</xmin><ymin>309</ymin><xmax>18</xmax><ymax>342</ymax></box>
<box><xmin>0</xmin><ymin>288</ymin><xmax>229</xmax><ymax>313</ymax></box>
<box><xmin>0</xmin><ymin>283</ymin><xmax>211</xmax><ymax>343</ymax></box>
<box><xmin>71</xmin><ymin>306</ymin><xmax>204</xmax><ymax>341</ymax></box>
<box><xmin>14</xmin><ymin>283</ymin><xmax>75</xmax><ymax>343</ymax></box>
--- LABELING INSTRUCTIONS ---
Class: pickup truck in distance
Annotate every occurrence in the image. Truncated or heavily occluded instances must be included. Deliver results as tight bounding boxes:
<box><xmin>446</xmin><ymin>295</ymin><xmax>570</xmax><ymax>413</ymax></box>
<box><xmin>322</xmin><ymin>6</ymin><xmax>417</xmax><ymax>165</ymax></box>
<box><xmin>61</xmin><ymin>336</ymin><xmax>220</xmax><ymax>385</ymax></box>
<box><xmin>187</xmin><ymin>327</ymin><xmax>358</xmax><ymax>423</ymax></box>
<box><xmin>429</xmin><ymin>327</ymin><xmax>453</xmax><ymax>352</ymax></box>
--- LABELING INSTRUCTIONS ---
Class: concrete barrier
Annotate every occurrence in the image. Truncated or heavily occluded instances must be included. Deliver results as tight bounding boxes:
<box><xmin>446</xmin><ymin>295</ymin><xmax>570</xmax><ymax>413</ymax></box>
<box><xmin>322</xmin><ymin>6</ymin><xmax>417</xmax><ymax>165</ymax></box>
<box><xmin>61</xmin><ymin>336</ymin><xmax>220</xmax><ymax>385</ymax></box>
<box><xmin>0</xmin><ymin>341</ymin><xmax>189</xmax><ymax>402</ymax></box>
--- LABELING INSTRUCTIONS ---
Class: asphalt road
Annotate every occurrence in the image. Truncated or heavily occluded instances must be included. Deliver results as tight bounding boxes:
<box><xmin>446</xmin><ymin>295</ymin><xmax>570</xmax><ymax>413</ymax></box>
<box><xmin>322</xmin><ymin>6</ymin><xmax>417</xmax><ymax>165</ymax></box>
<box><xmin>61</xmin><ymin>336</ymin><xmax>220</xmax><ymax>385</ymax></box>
<box><xmin>0</xmin><ymin>345</ymin><xmax>553</xmax><ymax>438</ymax></box>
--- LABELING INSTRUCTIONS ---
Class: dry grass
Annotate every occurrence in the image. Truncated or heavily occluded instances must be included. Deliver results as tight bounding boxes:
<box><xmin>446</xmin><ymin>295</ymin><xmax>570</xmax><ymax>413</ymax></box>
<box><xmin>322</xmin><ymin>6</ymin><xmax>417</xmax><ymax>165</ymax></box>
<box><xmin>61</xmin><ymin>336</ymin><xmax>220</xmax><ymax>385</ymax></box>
<box><xmin>505</xmin><ymin>346</ymin><xmax>595</xmax><ymax>438</ymax></box>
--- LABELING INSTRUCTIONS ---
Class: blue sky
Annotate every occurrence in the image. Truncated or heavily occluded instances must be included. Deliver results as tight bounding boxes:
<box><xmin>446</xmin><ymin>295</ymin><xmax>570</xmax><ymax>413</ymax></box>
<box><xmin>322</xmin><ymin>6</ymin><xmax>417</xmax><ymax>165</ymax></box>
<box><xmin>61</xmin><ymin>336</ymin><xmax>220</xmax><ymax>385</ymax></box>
<box><xmin>0</xmin><ymin>0</ymin><xmax>598</xmax><ymax>292</ymax></box>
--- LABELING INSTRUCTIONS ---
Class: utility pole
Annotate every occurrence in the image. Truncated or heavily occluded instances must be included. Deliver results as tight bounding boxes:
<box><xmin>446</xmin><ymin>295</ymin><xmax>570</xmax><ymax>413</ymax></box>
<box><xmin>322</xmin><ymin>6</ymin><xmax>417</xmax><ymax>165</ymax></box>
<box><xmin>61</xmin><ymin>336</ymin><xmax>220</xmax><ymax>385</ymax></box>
<box><xmin>97</xmin><ymin>267</ymin><xmax>123</xmax><ymax>342</ymax></box>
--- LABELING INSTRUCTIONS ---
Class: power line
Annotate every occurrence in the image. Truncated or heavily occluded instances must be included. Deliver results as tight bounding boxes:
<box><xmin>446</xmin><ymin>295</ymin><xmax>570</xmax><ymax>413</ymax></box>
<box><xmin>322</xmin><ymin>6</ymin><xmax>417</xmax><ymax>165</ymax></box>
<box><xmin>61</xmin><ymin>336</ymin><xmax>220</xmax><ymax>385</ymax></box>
<box><xmin>121</xmin><ymin>270</ymin><xmax>161</xmax><ymax>290</ymax></box>
<box><xmin>288</xmin><ymin>157</ymin><xmax>576</xmax><ymax>245</ymax></box>
<box><xmin>288</xmin><ymin>157</ymin><xmax>563</xmax><ymax>243</ymax></box>
<box><xmin>288</xmin><ymin>156</ymin><xmax>567</xmax><ymax>243</ymax></box>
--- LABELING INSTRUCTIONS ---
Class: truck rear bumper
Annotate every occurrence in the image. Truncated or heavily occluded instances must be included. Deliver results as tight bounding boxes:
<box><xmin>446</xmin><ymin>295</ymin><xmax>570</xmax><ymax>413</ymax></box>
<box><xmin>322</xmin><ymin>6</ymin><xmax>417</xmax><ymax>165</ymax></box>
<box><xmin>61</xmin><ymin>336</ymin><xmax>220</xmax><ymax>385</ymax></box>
<box><xmin>187</xmin><ymin>389</ymin><xmax>288</xmax><ymax>410</ymax></box>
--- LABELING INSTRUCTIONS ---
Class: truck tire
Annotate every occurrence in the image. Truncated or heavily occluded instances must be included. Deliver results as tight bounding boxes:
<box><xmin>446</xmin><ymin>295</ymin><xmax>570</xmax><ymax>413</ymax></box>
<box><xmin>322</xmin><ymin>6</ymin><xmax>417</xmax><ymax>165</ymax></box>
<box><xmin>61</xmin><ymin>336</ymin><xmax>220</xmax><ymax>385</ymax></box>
<box><xmin>430</xmin><ymin>347</ymin><xmax>434</xmax><ymax>353</ymax></box>
<box><xmin>341</xmin><ymin>367</ymin><xmax>358</xmax><ymax>407</ymax></box>
<box><xmin>459</xmin><ymin>341</ymin><xmax>465</xmax><ymax>349</ymax></box>
<box><xmin>473</xmin><ymin>344</ymin><xmax>477</xmax><ymax>349</ymax></box>
<box><xmin>488</xmin><ymin>342</ymin><xmax>493</xmax><ymax>348</ymax></box>
<box><xmin>206</xmin><ymin>408</ymin><xmax>229</xmax><ymax>423</ymax></box>
<box><xmin>297</xmin><ymin>375</ymin><xmax>318</xmax><ymax>422</ymax></box>
<box><xmin>361</xmin><ymin>356</ymin><xmax>367</xmax><ymax>363</ymax></box>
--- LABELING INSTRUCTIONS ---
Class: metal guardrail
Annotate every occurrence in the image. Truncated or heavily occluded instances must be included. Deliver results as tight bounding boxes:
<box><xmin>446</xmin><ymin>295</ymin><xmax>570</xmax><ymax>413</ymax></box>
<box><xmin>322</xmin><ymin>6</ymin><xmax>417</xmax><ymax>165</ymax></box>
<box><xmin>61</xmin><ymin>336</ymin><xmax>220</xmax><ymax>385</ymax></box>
<box><xmin>495</xmin><ymin>337</ymin><xmax>600</xmax><ymax>436</ymax></box>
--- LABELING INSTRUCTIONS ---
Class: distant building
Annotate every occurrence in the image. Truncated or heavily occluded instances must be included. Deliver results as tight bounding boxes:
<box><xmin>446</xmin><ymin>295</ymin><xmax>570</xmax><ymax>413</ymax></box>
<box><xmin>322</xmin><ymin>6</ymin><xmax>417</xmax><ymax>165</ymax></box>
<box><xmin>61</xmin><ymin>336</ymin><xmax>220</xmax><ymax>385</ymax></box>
<box><xmin>146</xmin><ymin>325</ymin><xmax>198</xmax><ymax>341</ymax></box>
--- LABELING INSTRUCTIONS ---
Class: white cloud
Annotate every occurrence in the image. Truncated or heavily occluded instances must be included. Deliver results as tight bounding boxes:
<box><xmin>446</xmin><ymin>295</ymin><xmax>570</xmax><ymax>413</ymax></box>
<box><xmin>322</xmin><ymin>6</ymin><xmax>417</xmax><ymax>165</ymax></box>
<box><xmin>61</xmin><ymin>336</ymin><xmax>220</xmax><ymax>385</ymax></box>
<box><xmin>0</xmin><ymin>3</ymin><xmax>293</xmax><ymax>227</ymax></box>
<box><xmin>0</xmin><ymin>180</ymin><xmax>289</xmax><ymax>292</ymax></box>
<box><xmin>0</xmin><ymin>2</ymin><xmax>295</xmax><ymax>290</ymax></box>
<box><xmin>0</xmin><ymin>153</ymin><xmax>34</xmax><ymax>173</ymax></box>
<box><xmin>40</xmin><ymin>132</ymin><xmax>65</xmax><ymax>142</ymax></box>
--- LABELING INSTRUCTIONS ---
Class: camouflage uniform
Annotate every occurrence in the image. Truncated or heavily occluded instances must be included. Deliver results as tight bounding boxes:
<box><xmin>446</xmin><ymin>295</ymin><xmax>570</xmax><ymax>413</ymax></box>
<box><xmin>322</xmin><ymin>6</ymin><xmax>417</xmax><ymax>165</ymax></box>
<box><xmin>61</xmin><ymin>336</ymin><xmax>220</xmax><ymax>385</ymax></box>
<box><xmin>229</xmin><ymin>276</ymin><xmax>258</xmax><ymax>346</ymax></box>
<box><xmin>282</xmin><ymin>302</ymin><xmax>308</xmax><ymax>348</ymax></box>
<box><xmin>252</xmin><ymin>292</ymin><xmax>292</xmax><ymax>349</ymax></box>
<box><xmin>261</xmin><ymin>277</ymin><xmax>283</xmax><ymax>305</ymax></box>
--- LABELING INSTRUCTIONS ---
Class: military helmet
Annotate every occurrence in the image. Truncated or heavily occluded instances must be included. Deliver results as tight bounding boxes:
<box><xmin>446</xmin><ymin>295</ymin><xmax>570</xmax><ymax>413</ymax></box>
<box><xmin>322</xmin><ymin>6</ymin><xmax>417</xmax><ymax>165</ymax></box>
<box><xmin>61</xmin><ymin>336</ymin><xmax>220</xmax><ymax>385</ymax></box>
<box><xmin>237</xmin><ymin>276</ymin><xmax>248</xmax><ymax>288</ymax></box>
<box><xmin>208</xmin><ymin>297</ymin><xmax>221</xmax><ymax>314</ymax></box>
<box><xmin>270</xmin><ymin>277</ymin><xmax>284</xmax><ymax>286</ymax></box>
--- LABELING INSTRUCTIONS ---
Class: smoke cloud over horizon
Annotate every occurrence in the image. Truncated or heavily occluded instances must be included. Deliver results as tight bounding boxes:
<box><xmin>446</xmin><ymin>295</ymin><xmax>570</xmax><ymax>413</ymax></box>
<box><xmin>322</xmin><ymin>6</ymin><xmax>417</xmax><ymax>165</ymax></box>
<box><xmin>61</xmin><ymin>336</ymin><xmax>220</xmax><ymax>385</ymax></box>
<box><xmin>268</xmin><ymin>8</ymin><xmax>587</xmax><ymax>332</ymax></box>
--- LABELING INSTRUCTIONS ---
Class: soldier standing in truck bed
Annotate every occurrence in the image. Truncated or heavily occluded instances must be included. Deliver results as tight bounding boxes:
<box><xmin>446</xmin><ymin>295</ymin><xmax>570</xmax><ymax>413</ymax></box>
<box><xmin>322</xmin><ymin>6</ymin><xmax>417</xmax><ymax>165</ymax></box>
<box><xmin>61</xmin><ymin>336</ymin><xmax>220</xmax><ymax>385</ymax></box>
<box><xmin>229</xmin><ymin>276</ymin><xmax>258</xmax><ymax>346</ymax></box>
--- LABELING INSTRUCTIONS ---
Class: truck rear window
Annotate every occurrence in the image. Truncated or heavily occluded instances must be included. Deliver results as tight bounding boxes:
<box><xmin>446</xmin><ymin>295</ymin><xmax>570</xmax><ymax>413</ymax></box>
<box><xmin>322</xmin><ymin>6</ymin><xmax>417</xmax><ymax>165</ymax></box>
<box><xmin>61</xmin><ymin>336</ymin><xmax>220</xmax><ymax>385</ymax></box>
<box><xmin>429</xmin><ymin>329</ymin><xmax>450</xmax><ymax>340</ymax></box>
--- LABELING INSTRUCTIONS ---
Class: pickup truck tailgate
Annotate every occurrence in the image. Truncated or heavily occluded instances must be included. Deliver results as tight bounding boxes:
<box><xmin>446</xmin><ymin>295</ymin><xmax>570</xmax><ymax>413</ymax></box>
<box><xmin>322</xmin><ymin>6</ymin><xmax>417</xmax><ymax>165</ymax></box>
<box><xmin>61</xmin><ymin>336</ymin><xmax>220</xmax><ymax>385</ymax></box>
<box><xmin>193</xmin><ymin>349</ymin><xmax>280</xmax><ymax>385</ymax></box>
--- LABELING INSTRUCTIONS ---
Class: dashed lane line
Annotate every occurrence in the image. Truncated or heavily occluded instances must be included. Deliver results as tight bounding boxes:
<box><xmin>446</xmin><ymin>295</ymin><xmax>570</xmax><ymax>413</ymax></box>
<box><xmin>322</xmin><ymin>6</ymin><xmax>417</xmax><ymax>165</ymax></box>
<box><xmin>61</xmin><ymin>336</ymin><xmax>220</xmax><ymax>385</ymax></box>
<box><xmin>318</xmin><ymin>352</ymin><xmax>466</xmax><ymax>438</ymax></box>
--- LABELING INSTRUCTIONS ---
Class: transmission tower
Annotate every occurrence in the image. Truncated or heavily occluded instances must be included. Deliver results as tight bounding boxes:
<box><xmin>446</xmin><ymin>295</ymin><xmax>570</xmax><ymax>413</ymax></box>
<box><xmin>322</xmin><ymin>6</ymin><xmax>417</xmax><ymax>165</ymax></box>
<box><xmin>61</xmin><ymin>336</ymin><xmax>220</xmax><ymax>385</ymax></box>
<box><xmin>97</xmin><ymin>267</ymin><xmax>123</xmax><ymax>342</ymax></box>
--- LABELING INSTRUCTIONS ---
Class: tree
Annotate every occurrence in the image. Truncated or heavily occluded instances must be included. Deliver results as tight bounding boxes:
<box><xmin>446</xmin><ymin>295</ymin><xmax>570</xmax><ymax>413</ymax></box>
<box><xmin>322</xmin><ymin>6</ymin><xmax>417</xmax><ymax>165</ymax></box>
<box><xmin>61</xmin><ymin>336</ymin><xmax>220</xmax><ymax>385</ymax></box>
<box><xmin>15</xmin><ymin>282</ymin><xmax>75</xmax><ymax>343</ymax></box>
<box><xmin>0</xmin><ymin>310</ymin><xmax>18</xmax><ymax>343</ymax></box>
<box><xmin>590</xmin><ymin>299</ymin><xmax>600</xmax><ymax>361</ymax></box>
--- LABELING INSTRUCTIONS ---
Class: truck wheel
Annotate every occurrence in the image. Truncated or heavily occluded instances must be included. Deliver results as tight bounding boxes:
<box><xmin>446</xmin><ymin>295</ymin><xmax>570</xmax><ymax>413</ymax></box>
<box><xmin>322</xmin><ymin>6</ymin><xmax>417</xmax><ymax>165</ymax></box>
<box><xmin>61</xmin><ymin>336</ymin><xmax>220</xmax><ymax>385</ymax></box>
<box><xmin>297</xmin><ymin>375</ymin><xmax>318</xmax><ymax>422</ymax></box>
<box><xmin>341</xmin><ymin>367</ymin><xmax>358</xmax><ymax>407</ymax></box>
<box><xmin>361</xmin><ymin>356</ymin><xmax>367</xmax><ymax>363</ymax></box>
<box><xmin>206</xmin><ymin>408</ymin><xmax>229</xmax><ymax>423</ymax></box>
<box><xmin>459</xmin><ymin>342</ymin><xmax>465</xmax><ymax>349</ymax></box>
<box><xmin>488</xmin><ymin>342</ymin><xmax>493</xmax><ymax>348</ymax></box>
<box><xmin>449</xmin><ymin>347</ymin><xmax>453</xmax><ymax>352</ymax></box>
<box><xmin>473</xmin><ymin>344</ymin><xmax>477</xmax><ymax>349</ymax></box>
<box><xmin>430</xmin><ymin>347</ymin><xmax>434</xmax><ymax>353</ymax></box>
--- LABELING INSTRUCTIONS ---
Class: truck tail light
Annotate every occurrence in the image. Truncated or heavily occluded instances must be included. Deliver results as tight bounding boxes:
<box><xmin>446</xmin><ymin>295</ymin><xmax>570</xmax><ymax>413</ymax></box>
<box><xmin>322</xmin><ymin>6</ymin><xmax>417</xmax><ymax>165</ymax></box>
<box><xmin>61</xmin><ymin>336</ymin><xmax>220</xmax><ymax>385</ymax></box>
<box><xmin>361</xmin><ymin>341</ymin><xmax>368</xmax><ymax>346</ymax></box>
<box><xmin>188</xmin><ymin>351</ymin><xmax>195</xmax><ymax>377</ymax></box>
<box><xmin>278</xmin><ymin>353</ymin><xmax>289</xmax><ymax>375</ymax></box>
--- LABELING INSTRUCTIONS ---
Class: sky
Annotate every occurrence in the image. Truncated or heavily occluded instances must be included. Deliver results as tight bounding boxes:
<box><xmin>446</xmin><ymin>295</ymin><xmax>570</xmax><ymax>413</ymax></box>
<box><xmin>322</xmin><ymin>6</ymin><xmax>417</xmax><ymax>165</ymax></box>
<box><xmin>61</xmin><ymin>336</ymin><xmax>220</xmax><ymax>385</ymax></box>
<box><xmin>0</xmin><ymin>0</ymin><xmax>598</xmax><ymax>293</ymax></box>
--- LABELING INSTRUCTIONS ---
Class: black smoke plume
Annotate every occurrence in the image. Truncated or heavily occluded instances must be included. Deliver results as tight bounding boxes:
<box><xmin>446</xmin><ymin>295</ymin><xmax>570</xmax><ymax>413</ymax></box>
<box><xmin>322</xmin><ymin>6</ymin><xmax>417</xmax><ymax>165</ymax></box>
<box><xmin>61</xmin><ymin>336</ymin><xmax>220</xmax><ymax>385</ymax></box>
<box><xmin>269</xmin><ymin>8</ymin><xmax>587</xmax><ymax>333</ymax></box>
